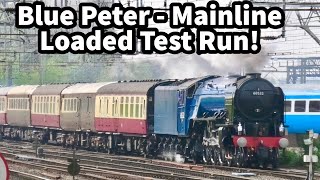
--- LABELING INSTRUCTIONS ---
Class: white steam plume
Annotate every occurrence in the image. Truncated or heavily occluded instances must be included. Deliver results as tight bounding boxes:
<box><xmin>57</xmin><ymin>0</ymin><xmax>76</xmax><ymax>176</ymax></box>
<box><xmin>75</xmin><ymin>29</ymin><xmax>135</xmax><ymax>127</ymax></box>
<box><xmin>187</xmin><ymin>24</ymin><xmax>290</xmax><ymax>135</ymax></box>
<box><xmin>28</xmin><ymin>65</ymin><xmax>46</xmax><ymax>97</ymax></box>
<box><xmin>111</xmin><ymin>47</ymin><xmax>271</xmax><ymax>80</ymax></box>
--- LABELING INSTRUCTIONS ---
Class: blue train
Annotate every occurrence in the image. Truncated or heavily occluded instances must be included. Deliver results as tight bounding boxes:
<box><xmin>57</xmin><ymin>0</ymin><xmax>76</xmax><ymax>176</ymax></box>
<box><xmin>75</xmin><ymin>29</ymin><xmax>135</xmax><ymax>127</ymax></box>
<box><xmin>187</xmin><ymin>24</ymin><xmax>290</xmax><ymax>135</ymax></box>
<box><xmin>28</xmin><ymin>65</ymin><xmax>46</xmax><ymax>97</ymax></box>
<box><xmin>283</xmin><ymin>89</ymin><xmax>320</xmax><ymax>134</ymax></box>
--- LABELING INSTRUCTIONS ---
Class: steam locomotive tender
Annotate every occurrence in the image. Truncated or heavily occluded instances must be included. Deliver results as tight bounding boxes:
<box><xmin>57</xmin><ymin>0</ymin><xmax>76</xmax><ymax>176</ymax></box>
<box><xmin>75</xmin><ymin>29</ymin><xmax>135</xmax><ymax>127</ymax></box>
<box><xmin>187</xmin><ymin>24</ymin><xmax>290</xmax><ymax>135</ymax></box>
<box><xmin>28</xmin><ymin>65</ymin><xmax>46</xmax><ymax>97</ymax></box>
<box><xmin>0</xmin><ymin>73</ymin><xmax>288</xmax><ymax>168</ymax></box>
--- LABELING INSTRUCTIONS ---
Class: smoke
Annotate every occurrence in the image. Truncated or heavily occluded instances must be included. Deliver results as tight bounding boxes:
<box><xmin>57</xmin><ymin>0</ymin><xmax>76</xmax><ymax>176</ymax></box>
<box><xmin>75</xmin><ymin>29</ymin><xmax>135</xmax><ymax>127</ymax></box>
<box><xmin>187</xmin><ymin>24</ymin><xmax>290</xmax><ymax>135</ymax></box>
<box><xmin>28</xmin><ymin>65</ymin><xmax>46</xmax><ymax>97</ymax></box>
<box><xmin>202</xmin><ymin>47</ymin><xmax>269</xmax><ymax>75</ymax></box>
<box><xmin>161</xmin><ymin>152</ymin><xmax>186</xmax><ymax>163</ymax></box>
<box><xmin>115</xmin><ymin>47</ymin><xmax>270</xmax><ymax>80</ymax></box>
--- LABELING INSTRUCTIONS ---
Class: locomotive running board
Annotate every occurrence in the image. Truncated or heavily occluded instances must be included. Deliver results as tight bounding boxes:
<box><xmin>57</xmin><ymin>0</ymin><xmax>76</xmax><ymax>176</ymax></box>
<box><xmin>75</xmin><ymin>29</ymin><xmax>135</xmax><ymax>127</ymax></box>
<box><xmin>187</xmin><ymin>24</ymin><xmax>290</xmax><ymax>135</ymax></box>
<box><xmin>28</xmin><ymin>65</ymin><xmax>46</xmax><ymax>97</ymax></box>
<box><xmin>193</xmin><ymin>117</ymin><xmax>217</xmax><ymax>121</ymax></box>
<box><xmin>215</xmin><ymin>124</ymin><xmax>234</xmax><ymax>127</ymax></box>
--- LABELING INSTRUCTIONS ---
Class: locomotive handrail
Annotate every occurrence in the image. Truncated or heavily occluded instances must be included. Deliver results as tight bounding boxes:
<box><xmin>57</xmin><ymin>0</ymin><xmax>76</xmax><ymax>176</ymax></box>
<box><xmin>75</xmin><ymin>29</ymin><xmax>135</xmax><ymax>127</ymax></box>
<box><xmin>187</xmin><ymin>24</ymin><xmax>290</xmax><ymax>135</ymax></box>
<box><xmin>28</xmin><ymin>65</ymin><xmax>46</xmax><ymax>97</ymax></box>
<box><xmin>215</xmin><ymin>124</ymin><xmax>234</xmax><ymax>127</ymax></box>
<box><xmin>193</xmin><ymin>117</ymin><xmax>217</xmax><ymax>121</ymax></box>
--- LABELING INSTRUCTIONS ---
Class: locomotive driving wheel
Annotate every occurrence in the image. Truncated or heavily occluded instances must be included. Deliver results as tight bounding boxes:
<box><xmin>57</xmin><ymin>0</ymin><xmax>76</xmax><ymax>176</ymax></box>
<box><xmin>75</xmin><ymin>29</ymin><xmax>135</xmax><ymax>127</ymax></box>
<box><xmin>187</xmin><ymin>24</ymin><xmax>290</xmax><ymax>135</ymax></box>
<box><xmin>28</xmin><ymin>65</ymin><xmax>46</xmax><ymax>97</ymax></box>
<box><xmin>221</xmin><ymin>149</ymin><xmax>232</xmax><ymax>166</ymax></box>
<box><xmin>203</xmin><ymin>147</ymin><xmax>212</xmax><ymax>164</ymax></box>
<box><xmin>212</xmin><ymin>147</ymin><xmax>223</xmax><ymax>166</ymax></box>
<box><xmin>235</xmin><ymin>148</ymin><xmax>244</xmax><ymax>167</ymax></box>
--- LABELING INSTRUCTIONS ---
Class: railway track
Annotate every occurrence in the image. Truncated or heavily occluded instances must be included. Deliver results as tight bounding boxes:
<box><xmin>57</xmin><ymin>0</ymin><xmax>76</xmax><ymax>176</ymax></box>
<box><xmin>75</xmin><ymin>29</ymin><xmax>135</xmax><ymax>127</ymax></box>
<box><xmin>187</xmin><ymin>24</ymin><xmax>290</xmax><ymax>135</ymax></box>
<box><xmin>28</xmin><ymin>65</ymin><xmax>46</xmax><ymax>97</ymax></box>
<box><xmin>0</xmin><ymin>140</ymin><xmax>311</xmax><ymax>180</ymax></box>
<box><xmin>7</xmin><ymin>157</ymin><xmax>131</xmax><ymax>180</ymax></box>
<box><xmin>0</xmin><ymin>141</ymin><xmax>251</xmax><ymax>180</ymax></box>
<box><xmin>204</xmin><ymin>165</ymin><xmax>312</xmax><ymax>180</ymax></box>
<box><xmin>38</xmin><ymin>146</ymin><xmax>319</xmax><ymax>180</ymax></box>
<box><xmin>1</xmin><ymin>140</ymin><xmax>318</xmax><ymax>180</ymax></box>
<box><xmin>10</xmin><ymin>169</ymin><xmax>51</xmax><ymax>180</ymax></box>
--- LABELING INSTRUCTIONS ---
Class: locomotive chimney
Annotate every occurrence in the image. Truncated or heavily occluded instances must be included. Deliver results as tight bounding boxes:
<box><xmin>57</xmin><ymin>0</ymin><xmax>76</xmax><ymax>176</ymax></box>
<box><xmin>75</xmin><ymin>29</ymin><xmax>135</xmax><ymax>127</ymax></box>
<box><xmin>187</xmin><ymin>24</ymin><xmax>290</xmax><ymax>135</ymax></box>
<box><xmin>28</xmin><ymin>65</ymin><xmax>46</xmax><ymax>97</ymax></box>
<box><xmin>246</xmin><ymin>73</ymin><xmax>261</xmax><ymax>78</ymax></box>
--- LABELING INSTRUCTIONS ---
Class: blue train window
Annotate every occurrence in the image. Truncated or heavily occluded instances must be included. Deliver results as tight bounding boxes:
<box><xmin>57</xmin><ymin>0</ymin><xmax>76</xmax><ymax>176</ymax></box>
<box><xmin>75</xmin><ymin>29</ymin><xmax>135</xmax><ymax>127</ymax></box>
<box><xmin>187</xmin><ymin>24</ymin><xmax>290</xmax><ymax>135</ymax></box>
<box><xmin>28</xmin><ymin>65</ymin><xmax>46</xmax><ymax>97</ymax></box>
<box><xmin>309</xmin><ymin>101</ymin><xmax>320</xmax><ymax>112</ymax></box>
<box><xmin>294</xmin><ymin>101</ymin><xmax>306</xmax><ymax>112</ymax></box>
<box><xmin>285</xmin><ymin>101</ymin><xmax>291</xmax><ymax>112</ymax></box>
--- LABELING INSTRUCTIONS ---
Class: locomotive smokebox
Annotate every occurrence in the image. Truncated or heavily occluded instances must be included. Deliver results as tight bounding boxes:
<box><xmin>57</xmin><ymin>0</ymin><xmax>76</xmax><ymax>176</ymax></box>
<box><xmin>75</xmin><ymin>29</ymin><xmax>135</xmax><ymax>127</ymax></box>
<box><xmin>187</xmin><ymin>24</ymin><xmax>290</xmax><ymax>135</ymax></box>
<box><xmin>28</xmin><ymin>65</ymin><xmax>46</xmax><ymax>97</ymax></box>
<box><xmin>245</xmin><ymin>73</ymin><xmax>261</xmax><ymax>78</ymax></box>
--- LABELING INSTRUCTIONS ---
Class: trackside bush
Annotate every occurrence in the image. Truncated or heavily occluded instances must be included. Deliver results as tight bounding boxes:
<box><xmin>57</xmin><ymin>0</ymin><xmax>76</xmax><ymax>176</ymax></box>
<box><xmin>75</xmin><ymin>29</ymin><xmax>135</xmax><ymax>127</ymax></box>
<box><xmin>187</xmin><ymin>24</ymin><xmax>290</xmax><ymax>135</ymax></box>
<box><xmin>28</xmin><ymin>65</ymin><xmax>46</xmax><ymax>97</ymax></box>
<box><xmin>279</xmin><ymin>149</ymin><xmax>304</xmax><ymax>167</ymax></box>
<box><xmin>279</xmin><ymin>138</ymin><xmax>320</xmax><ymax>171</ymax></box>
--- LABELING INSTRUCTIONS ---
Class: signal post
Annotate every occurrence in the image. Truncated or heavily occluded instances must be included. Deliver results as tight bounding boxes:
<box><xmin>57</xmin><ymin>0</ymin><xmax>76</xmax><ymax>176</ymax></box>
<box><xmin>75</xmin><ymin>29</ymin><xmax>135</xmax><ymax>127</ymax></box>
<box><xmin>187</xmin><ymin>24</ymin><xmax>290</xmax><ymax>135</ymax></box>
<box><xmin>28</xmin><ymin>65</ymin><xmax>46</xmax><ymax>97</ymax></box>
<box><xmin>304</xmin><ymin>130</ymin><xmax>319</xmax><ymax>180</ymax></box>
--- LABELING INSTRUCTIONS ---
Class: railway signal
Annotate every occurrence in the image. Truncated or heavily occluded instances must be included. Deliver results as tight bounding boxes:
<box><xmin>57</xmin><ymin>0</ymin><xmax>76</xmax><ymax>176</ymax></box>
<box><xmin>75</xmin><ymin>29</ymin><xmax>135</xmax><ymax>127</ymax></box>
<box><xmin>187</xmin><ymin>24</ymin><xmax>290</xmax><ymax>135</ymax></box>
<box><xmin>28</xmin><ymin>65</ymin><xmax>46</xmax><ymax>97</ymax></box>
<box><xmin>68</xmin><ymin>149</ymin><xmax>80</xmax><ymax>179</ymax></box>
<box><xmin>304</xmin><ymin>129</ymin><xmax>319</xmax><ymax>180</ymax></box>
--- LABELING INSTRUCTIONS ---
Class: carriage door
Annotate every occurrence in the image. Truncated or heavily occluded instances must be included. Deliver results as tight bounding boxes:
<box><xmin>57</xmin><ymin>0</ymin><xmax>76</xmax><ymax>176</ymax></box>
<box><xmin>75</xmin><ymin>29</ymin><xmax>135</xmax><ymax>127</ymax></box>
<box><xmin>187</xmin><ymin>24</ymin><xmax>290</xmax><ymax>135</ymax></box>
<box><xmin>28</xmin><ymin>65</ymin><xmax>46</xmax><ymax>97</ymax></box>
<box><xmin>82</xmin><ymin>96</ymin><xmax>93</xmax><ymax>131</ymax></box>
<box><xmin>76</xmin><ymin>97</ymin><xmax>81</xmax><ymax>130</ymax></box>
<box><xmin>177</xmin><ymin>90</ymin><xmax>186</xmax><ymax>135</ymax></box>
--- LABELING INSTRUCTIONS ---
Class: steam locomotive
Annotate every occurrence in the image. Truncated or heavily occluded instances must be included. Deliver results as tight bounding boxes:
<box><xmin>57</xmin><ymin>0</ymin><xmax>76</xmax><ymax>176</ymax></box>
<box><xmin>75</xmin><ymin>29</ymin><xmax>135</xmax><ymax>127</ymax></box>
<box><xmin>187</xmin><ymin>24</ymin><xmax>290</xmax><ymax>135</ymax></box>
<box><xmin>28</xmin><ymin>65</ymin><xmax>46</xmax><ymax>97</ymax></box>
<box><xmin>0</xmin><ymin>73</ymin><xmax>288</xmax><ymax>168</ymax></box>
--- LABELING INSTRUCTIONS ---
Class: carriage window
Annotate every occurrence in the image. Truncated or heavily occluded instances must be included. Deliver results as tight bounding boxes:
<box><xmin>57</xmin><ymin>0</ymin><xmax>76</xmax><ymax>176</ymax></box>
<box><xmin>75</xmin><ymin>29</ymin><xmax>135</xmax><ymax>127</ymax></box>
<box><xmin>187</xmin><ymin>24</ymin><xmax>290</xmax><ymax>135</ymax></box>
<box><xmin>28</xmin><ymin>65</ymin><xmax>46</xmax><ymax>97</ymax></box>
<box><xmin>41</xmin><ymin>97</ymin><xmax>44</xmax><ymax>113</ymax></box>
<box><xmin>52</xmin><ymin>97</ymin><xmax>56</xmax><ymax>114</ymax></box>
<box><xmin>35</xmin><ymin>97</ymin><xmax>38</xmax><ymax>113</ymax></box>
<box><xmin>106</xmin><ymin>98</ymin><xmax>109</xmax><ymax>116</ymax></box>
<box><xmin>87</xmin><ymin>97</ymin><xmax>90</xmax><ymax>112</ymax></box>
<box><xmin>74</xmin><ymin>99</ymin><xmax>78</xmax><ymax>111</ymax></box>
<box><xmin>112</xmin><ymin>98</ymin><xmax>117</xmax><ymax>116</ymax></box>
<box><xmin>142</xmin><ymin>99</ymin><xmax>146</xmax><ymax>117</ymax></box>
<box><xmin>294</xmin><ymin>101</ymin><xmax>306</xmax><ymax>112</ymax></box>
<box><xmin>100</xmin><ymin>98</ymin><xmax>103</xmax><ymax>116</ymax></box>
<box><xmin>38</xmin><ymin>97</ymin><xmax>41</xmax><ymax>113</ymax></box>
<box><xmin>125</xmin><ymin>97</ymin><xmax>129</xmax><ymax>117</ymax></box>
<box><xmin>120</xmin><ymin>97</ymin><xmax>124</xmax><ymax>117</ymax></box>
<box><xmin>130</xmin><ymin>97</ymin><xmax>134</xmax><ymax>117</ymax></box>
<box><xmin>23</xmin><ymin>99</ymin><xmax>26</xmax><ymax>109</ymax></box>
<box><xmin>62</xmin><ymin>98</ymin><xmax>78</xmax><ymax>112</ymax></box>
<box><xmin>72</xmin><ymin>99</ymin><xmax>75</xmax><ymax>111</ymax></box>
<box><xmin>42</xmin><ymin>97</ymin><xmax>44</xmax><ymax>113</ymax></box>
<box><xmin>68</xmin><ymin>99</ymin><xmax>71</xmax><ymax>111</ymax></box>
<box><xmin>49</xmin><ymin>97</ymin><xmax>53</xmax><ymax>114</ymax></box>
<box><xmin>44</xmin><ymin>97</ymin><xmax>48</xmax><ymax>113</ymax></box>
<box><xmin>309</xmin><ymin>101</ymin><xmax>320</xmax><ymax>112</ymax></box>
<box><xmin>63</xmin><ymin>99</ymin><xmax>66</xmax><ymax>111</ymax></box>
<box><xmin>285</xmin><ymin>101</ymin><xmax>291</xmax><ymax>112</ymax></box>
<box><xmin>0</xmin><ymin>98</ymin><xmax>3</xmax><ymax>111</ymax></box>
<box><xmin>135</xmin><ymin>97</ymin><xmax>140</xmax><ymax>118</ymax></box>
